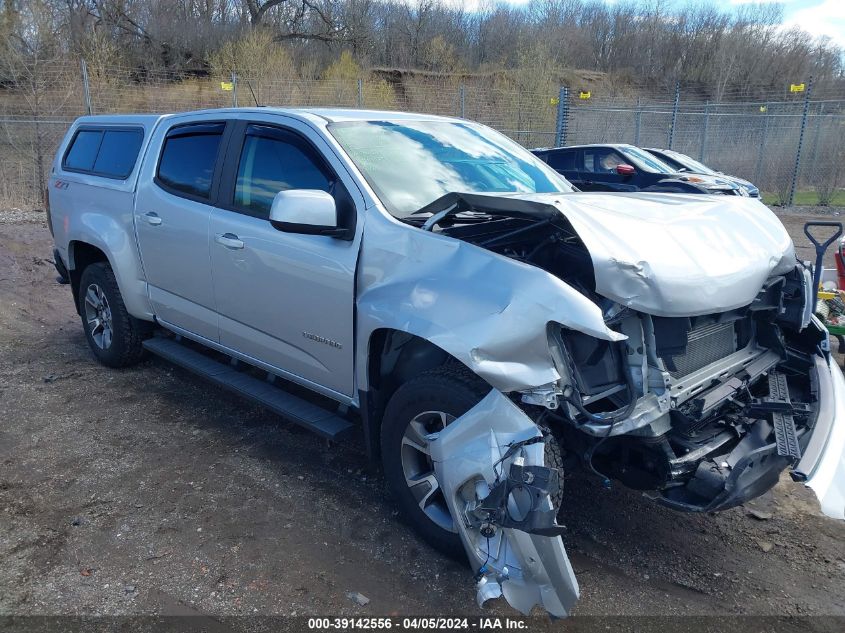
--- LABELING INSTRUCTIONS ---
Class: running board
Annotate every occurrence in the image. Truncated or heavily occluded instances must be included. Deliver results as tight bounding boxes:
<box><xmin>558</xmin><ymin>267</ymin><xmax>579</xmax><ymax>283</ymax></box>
<box><xmin>142</xmin><ymin>337</ymin><xmax>354</xmax><ymax>441</ymax></box>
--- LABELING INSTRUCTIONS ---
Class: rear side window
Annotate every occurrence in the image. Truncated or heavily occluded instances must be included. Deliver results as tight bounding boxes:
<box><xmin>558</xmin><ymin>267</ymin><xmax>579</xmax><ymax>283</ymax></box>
<box><xmin>157</xmin><ymin>123</ymin><xmax>225</xmax><ymax>199</ymax></box>
<box><xmin>93</xmin><ymin>130</ymin><xmax>144</xmax><ymax>177</ymax></box>
<box><xmin>547</xmin><ymin>150</ymin><xmax>576</xmax><ymax>171</ymax></box>
<box><xmin>63</xmin><ymin>128</ymin><xmax>143</xmax><ymax>178</ymax></box>
<box><xmin>64</xmin><ymin>130</ymin><xmax>102</xmax><ymax>171</ymax></box>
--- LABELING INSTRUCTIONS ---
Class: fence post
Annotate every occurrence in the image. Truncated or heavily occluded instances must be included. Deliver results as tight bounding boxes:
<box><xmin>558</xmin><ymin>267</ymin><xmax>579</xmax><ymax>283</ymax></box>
<box><xmin>634</xmin><ymin>97</ymin><xmax>641</xmax><ymax>145</ymax></box>
<box><xmin>357</xmin><ymin>78</ymin><xmax>363</xmax><ymax>108</ymax></box>
<box><xmin>754</xmin><ymin>103</ymin><xmax>770</xmax><ymax>186</ymax></box>
<box><xmin>459</xmin><ymin>84</ymin><xmax>465</xmax><ymax>118</ymax></box>
<box><xmin>554</xmin><ymin>86</ymin><xmax>569</xmax><ymax>147</ymax></box>
<box><xmin>787</xmin><ymin>76</ymin><xmax>813</xmax><ymax>207</ymax></box>
<box><xmin>80</xmin><ymin>59</ymin><xmax>92</xmax><ymax>115</ymax></box>
<box><xmin>668</xmin><ymin>81</ymin><xmax>680</xmax><ymax>149</ymax></box>
<box><xmin>699</xmin><ymin>101</ymin><xmax>709</xmax><ymax>161</ymax></box>
<box><xmin>231</xmin><ymin>72</ymin><xmax>238</xmax><ymax>108</ymax></box>
<box><xmin>809</xmin><ymin>102</ymin><xmax>825</xmax><ymax>176</ymax></box>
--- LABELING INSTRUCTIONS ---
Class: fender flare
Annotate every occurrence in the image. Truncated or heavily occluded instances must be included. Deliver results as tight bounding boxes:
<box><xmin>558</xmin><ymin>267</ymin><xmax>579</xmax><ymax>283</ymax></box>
<box><xmin>67</xmin><ymin>211</ymin><xmax>153</xmax><ymax>320</ymax></box>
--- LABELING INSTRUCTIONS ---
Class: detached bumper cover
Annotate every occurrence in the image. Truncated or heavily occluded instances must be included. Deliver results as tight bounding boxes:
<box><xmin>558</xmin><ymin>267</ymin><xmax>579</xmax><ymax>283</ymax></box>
<box><xmin>795</xmin><ymin>356</ymin><xmax>845</xmax><ymax>519</ymax></box>
<box><xmin>429</xmin><ymin>391</ymin><xmax>579</xmax><ymax>617</ymax></box>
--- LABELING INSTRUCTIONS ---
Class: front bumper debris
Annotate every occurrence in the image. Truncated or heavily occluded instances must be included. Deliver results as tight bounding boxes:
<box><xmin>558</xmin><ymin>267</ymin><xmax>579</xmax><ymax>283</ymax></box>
<box><xmin>429</xmin><ymin>390</ymin><xmax>579</xmax><ymax>617</ymax></box>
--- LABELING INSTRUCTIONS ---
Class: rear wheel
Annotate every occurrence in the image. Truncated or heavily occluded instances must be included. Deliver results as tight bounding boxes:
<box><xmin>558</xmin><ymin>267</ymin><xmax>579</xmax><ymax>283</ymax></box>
<box><xmin>78</xmin><ymin>262</ymin><xmax>146</xmax><ymax>368</ymax></box>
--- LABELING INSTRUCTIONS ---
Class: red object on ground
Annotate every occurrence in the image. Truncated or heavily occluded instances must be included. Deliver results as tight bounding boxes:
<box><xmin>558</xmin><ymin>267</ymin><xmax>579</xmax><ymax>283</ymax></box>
<box><xmin>836</xmin><ymin>240</ymin><xmax>845</xmax><ymax>290</ymax></box>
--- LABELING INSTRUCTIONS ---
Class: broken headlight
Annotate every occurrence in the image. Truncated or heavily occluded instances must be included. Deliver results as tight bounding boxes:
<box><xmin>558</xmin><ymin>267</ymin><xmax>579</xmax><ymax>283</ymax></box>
<box><xmin>547</xmin><ymin>314</ymin><xmax>636</xmax><ymax>421</ymax></box>
<box><xmin>558</xmin><ymin>329</ymin><xmax>626</xmax><ymax>398</ymax></box>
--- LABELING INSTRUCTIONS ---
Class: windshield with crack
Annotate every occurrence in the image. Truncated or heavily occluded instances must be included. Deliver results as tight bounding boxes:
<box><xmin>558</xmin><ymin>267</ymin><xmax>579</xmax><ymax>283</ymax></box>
<box><xmin>329</xmin><ymin>119</ymin><xmax>573</xmax><ymax>218</ymax></box>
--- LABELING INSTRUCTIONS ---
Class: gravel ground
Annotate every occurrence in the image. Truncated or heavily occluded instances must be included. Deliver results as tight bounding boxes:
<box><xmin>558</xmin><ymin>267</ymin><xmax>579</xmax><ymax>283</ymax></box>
<box><xmin>0</xmin><ymin>206</ymin><xmax>844</xmax><ymax>625</ymax></box>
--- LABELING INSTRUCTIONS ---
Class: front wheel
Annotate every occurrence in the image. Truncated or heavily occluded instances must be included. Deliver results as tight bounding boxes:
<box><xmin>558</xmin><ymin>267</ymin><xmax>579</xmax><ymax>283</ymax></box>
<box><xmin>78</xmin><ymin>262</ymin><xmax>146</xmax><ymax>368</ymax></box>
<box><xmin>380</xmin><ymin>366</ymin><xmax>564</xmax><ymax>559</ymax></box>
<box><xmin>381</xmin><ymin>366</ymin><xmax>489</xmax><ymax>558</ymax></box>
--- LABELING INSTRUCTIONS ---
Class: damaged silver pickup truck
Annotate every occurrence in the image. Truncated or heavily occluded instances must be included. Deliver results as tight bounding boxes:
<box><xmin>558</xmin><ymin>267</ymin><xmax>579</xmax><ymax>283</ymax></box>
<box><xmin>48</xmin><ymin>108</ymin><xmax>845</xmax><ymax>617</ymax></box>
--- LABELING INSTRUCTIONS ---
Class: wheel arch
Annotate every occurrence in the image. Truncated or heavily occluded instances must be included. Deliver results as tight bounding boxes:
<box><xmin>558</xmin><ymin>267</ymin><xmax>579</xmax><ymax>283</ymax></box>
<box><xmin>68</xmin><ymin>241</ymin><xmax>111</xmax><ymax>311</ymax></box>
<box><xmin>65</xmin><ymin>222</ymin><xmax>153</xmax><ymax>321</ymax></box>
<box><xmin>360</xmin><ymin>328</ymin><xmax>472</xmax><ymax>461</ymax></box>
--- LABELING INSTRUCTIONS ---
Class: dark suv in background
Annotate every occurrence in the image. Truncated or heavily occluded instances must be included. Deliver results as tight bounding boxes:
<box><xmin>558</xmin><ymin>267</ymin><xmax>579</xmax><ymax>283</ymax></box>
<box><xmin>532</xmin><ymin>143</ymin><xmax>743</xmax><ymax>195</ymax></box>
<box><xmin>644</xmin><ymin>147</ymin><xmax>760</xmax><ymax>198</ymax></box>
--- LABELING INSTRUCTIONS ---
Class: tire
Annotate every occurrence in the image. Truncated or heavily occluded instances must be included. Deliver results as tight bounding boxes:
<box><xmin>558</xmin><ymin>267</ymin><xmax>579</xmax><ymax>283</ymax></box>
<box><xmin>380</xmin><ymin>366</ymin><xmax>564</xmax><ymax>558</ymax></box>
<box><xmin>77</xmin><ymin>262</ymin><xmax>146</xmax><ymax>368</ymax></box>
<box><xmin>544</xmin><ymin>427</ymin><xmax>565</xmax><ymax>508</ymax></box>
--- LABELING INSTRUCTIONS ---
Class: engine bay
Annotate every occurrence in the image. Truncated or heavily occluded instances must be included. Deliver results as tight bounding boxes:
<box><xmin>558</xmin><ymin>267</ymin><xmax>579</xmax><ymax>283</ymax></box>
<box><xmin>420</xmin><ymin>195</ymin><xmax>826</xmax><ymax>512</ymax></box>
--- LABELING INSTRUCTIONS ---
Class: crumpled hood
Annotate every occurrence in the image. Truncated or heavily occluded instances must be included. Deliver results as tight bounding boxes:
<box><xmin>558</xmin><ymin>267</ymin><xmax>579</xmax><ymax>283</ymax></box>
<box><xmin>509</xmin><ymin>191</ymin><xmax>796</xmax><ymax>317</ymax></box>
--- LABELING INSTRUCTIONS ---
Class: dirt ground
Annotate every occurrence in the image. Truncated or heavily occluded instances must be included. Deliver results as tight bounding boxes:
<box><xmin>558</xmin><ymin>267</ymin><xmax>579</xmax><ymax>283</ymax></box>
<box><xmin>776</xmin><ymin>206</ymin><xmax>845</xmax><ymax>270</ymax></box>
<box><xmin>1</xmin><ymin>206</ymin><xmax>844</xmax><ymax>625</ymax></box>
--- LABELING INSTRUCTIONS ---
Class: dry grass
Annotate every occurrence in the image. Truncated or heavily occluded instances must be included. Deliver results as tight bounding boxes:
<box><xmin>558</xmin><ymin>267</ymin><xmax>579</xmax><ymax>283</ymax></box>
<box><xmin>0</xmin><ymin>63</ymin><xmax>841</xmax><ymax>208</ymax></box>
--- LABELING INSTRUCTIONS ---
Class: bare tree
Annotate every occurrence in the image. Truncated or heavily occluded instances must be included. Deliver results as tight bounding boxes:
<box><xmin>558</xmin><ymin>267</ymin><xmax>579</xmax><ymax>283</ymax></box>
<box><xmin>0</xmin><ymin>0</ymin><xmax>76</xmax><ymax>205</ymax></box>
<box><xmin>2</xmin><ymin>0</ymin><xmax>843</xmax><ymax>99</ymax></box>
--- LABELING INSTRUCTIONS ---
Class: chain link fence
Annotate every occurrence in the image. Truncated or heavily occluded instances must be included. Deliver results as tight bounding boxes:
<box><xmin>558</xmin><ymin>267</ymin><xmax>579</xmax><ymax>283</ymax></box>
<box><xmin>563</xmin><ymin>90</ymin><xmax>845</xmax><ymax>205</ymax></box>
<box><xmin>1</xmin><ymin>60</ymin><xmax>843</xmax><ymax>207</ymax></box>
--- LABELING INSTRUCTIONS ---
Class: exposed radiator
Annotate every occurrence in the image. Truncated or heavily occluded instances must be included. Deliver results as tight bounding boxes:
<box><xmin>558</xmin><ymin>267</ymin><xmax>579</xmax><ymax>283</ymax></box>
<box><xmin>667</xmin><ymin>321</ymin><xmax>737</xmax><ymax>379</ymax></box>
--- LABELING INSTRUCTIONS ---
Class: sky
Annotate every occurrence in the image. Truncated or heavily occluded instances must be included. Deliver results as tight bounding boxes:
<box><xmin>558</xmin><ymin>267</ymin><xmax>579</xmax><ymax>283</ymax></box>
<box><xmin>488</xmin><ymin>0</ymin><xmax>845</xmax><ymax>48</ymax></box>
<box><xmin>730</xmin><ymin>0</ymin><xmax>845</xmax><ymax>47</ymax></box>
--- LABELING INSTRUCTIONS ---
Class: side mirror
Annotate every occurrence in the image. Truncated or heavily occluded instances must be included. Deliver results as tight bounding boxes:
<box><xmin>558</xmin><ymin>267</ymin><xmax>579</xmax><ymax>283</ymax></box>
<box><xmin>269</xmin><ymin>189</ymin><xmax>349</xmax><ymax>239</ymax></box>
<box><xmin>616</xmin><ymin>164</ymin><xmax>636</xmax><ymax>176</ymax></box>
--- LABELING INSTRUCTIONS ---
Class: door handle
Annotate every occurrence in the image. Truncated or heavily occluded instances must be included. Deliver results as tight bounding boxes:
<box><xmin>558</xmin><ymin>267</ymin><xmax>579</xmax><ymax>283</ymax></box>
<box><xmin>144</xmin><ymin>212</ymin><xmax>162</xmax><ymax>226</ymax></box>
<box><xmin>215</xmin><ymin>233</ymin><xmax>244</xmax><ymax>250</ymax></box>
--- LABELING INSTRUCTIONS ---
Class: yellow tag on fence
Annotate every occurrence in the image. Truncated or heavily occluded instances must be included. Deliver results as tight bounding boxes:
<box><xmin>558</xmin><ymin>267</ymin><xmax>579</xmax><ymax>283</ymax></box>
<box><xmin>579</xmin><ymin>91</ymin><xmax>591</xmax><ymax>100</ymax></box>
<box><xmin>759</xmin><ymin>105</ymin><xmax>768</xmax><ymax>112</ymax></box>
<box><xmin>790</xmin><ymin>83</ymin><xmax>805</xmax><ymax>93</ymax></box>
<box><xmin>550</xmin><ymin>97</ymin><xmax>560</xmax><ymax>105</ymax></box>
<box><xmin>220</xmin><ymin>81</ymin><xmax>234</xmax><ymax>91</ymax></box>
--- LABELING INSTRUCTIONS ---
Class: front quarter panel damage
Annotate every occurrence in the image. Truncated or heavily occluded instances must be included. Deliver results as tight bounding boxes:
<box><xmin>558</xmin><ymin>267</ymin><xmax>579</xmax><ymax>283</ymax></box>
<box><xmin>355</xmin><ymin>212</ymin><xmax>624</xmax><ymax>394</ymax></box>
<box><xmin>429</xmin><ymin>390</ymin><xmax>579</xmax><ymax>617</ymax></box>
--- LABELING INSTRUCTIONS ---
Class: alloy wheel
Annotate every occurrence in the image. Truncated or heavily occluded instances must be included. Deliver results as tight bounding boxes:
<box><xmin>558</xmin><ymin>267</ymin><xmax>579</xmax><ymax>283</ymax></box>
<box><xmin>399</xmin><ymin>410</ymin><xmax>457</xmax><ymax>533</ymax></box>
<box><xmin>83</xmin><ymin>283</ymin><xmax>114</xmax><ymax>350</ymax></box>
